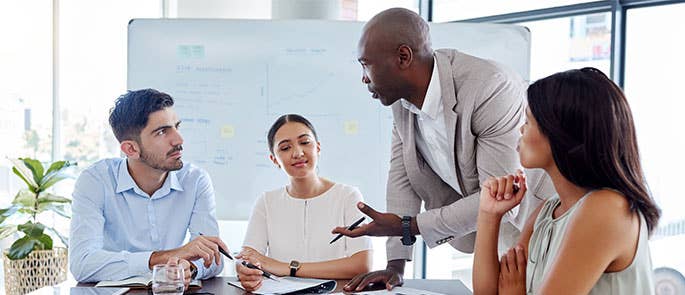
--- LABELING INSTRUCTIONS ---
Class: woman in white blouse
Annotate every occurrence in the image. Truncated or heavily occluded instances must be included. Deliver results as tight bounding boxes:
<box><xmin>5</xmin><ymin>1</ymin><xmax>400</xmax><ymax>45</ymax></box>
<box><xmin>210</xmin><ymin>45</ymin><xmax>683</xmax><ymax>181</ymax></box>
<box><xmin>236</xmin><ymin>114</ymin><xmax>372</xmax><ymax>291</ymax></box>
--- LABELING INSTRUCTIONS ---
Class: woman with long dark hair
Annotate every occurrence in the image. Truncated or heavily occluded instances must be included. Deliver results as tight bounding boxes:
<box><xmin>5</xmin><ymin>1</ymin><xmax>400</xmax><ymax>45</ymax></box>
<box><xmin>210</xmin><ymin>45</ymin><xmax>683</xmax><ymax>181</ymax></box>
<box><xmin>473</xmin><ymin>68</ymin><xmax>660</xmax><ymax>294</ymax></box>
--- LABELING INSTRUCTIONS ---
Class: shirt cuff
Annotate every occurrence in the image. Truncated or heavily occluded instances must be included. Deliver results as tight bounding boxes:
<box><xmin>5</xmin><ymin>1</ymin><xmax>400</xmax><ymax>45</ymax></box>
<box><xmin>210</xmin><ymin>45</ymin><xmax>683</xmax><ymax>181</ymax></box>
<box><xmin>126</xmin><ymin>251</ymin><xmax>153</xmax><ymax>276</ymax></box>
<box><xmin>386</xmin><ymin>236</ymin><xmax>414</xmax><ymax>261</ymax></box>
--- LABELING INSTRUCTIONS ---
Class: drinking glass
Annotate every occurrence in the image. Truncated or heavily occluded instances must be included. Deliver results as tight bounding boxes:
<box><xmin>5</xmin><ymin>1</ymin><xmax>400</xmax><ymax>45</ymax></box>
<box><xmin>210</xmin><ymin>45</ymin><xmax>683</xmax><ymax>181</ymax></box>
<box><xmin>152</xmin><ymin>264</ymin><xmax>184</xmax><ymax>295</ymax></box>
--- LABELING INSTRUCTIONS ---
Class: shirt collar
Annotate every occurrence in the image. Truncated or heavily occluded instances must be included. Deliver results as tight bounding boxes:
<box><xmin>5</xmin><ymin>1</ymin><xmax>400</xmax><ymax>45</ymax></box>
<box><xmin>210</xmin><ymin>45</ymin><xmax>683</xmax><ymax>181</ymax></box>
<box><xmin>421</xmin><ymin>56</ymin><xmax>442</xmax><ymax>120</ymax></box>
<box><xmin>115</xmin><ymin>159</ymin><xmax>184</xmax><ymax>196</ymax></box>
<box><xmin>400</xmin><ymin>56</ymin><xmax>442</xmax><ymax>120</ymax></box>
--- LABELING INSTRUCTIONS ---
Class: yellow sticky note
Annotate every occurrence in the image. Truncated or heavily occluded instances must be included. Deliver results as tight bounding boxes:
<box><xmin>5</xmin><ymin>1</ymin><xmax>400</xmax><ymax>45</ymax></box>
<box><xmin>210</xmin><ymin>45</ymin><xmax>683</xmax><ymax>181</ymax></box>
<box><xmin>343</xmin><ymin>120</ymin><xmax>359</xmax><ymax>135</ymax></box>
<box><xmin>220</xmin><ymin>125</ymin><xmax>235</xmax><ymax>139</ymax></box>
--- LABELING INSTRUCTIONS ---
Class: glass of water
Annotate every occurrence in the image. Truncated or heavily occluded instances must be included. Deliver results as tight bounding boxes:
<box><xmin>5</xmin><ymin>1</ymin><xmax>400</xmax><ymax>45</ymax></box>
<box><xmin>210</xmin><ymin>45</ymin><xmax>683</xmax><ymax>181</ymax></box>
<box><xmin>152</xmin><ymin>264</ymin><xmax>185</xmax><ymax>295</ymax></box>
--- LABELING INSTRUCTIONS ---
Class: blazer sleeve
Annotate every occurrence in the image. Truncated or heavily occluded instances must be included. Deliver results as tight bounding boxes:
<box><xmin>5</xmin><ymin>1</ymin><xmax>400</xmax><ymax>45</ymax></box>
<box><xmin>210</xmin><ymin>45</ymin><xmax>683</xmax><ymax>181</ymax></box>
<box><xmin>385</xmin><ymin>125</ymin><xmax>423</xmax><ymax>261</ymax></box>
<box><xmin>416</xmin><ymin>71</ymin><xmax>527</xmax><ymax>252</ymax></box>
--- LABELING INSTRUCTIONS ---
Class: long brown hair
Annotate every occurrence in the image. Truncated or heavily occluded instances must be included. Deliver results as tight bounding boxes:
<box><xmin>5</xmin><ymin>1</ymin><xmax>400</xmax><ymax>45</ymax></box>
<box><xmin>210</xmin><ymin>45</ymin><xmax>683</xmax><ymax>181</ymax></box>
<box><xmin>527</xmin><ymin>67</ymin><xmax>660</xmax><ymax>233</ymax></box>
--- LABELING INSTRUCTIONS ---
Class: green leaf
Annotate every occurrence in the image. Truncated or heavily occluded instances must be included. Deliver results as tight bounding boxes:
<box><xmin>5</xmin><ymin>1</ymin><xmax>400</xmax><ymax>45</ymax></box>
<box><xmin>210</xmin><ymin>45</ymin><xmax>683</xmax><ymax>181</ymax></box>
<box><xmin>19</xmin><ymin>158</ymin><xmax>45</xmax><ymax>189</ymax></box>
<box><xmin>39</xmin><ymin>175</ymin><xmax>68</xmax><ymax>191</ymax></box>
<box><xmin>12</xmin><ymin>189</ymin><xmax>36</xmax><ymax>208</ymax></box>
<box><xmin>0</xmin><ymin>205</ymin><xmax>20</xmax><ymax>225</ymax></box>
<box><xmin>43</xmin><ymin>160</ymin><xmax>75</xmax><ymax>179</ymax></box>
<box><xmin>37</xmin><ymin>192</ymin><xmax>71</xmax><ymax>204</ymax></box>
<box><xmin>46</xmin><ymin>227</ymin><xmax>68</xmax><ymax>247</ymax></box>
<box><xmin>17</xmin><ymin>207</ymin><xmax>37</xmax><ymax>215</ymax></box>
<box><xmin>8</xmin><ymin>236</ymin><xmax>37</xmax><ymax>260</ymax></box>
<box><xmin>36</xmin><ymin>202</ymin><xmax>71</xmax><ymax>218</ymax></box>
<box><xmin>17</xmin><ymin>222</ymin><xmax>45</xmax><ymax>238</ymax></box>
<box><xmin>34</xmin><ymin>233</ymin><xmax>53</xmax><ymax>250</ymax></box>
<box><xmin>12</xmin><ymin>166</ymin><xmax>37</xmax><ymax>192</ymax></box>
<box><xmin>40</xmin><ymin>161</ymin><xmax>76</xmax><ymax>190</ymax></box>
<box><xmin>0</xmin><ymin>225</ymin><xmax>17</xmax><ymax>240</ymax></box>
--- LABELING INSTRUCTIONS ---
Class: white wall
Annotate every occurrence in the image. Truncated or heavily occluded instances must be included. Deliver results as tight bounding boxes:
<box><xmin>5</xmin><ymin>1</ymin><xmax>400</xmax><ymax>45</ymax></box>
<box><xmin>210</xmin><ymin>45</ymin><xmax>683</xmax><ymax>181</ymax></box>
<box><xmin>174</xmin><ymin>0</ymin><xmax>272</xmax><ymax>19</ymax></box>
<box><xmin>173</xmin><ymin>0</ymin><xmax>348</xmax><ymax>20</ymax></box>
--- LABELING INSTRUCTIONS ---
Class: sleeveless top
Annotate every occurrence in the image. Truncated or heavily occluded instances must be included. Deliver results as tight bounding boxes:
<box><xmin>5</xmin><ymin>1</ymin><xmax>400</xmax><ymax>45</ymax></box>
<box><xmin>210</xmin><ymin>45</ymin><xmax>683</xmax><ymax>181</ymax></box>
<box><xmin>526</xmin><ymin>192</ymin><xmax>655</xmax><ymax>294</ymax></box>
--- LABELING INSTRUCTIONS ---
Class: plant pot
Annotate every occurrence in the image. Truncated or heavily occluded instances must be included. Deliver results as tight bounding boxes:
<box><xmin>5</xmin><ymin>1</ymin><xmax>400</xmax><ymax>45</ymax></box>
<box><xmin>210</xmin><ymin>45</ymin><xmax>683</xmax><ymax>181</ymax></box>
<box><xmin>3</xmin><ymin>247</ymin><xmax>68</xmax><ymax>295</ymax></box>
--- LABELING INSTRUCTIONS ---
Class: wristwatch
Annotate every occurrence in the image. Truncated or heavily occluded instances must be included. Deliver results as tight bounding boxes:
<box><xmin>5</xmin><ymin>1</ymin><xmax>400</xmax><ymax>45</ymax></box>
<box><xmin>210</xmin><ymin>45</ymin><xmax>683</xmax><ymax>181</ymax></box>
<box><xmin>189</xmin><ymin>262</ymin><xmax>198</xmax><ymax>280</ymax></box>
<box><xmin>401</xmin><ymin>216</ymin><xmax>417</xmax><ymax>246</ymax></box>
<box><xmin>289</xmin><ymin>260</ymin><xmax>301</xmax><ymax>277</ymax></box>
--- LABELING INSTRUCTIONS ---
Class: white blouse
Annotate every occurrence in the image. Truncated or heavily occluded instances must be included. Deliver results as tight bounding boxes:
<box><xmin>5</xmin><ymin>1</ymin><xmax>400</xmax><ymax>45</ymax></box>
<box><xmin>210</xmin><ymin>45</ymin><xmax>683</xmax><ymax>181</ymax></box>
<box><xmin>243</xmin><ymin>183</ymin><xmax>372</xmax><ymax>263</ymax></box>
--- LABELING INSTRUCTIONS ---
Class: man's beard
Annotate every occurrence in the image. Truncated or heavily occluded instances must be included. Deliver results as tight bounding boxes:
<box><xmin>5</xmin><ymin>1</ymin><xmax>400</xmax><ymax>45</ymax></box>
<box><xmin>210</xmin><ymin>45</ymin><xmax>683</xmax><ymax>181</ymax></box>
<box><xmin>139</xmin><ymin>144</ymin><xmax>184</xmax><ymax>171</ymax></box>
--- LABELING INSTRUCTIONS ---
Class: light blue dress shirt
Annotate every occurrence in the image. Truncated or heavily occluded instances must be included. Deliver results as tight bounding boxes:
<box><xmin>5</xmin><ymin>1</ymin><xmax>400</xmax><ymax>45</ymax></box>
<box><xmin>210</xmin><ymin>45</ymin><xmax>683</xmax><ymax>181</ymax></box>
<box><xmin>69</xmin><ymin>158</ymin><xmax>223</xmax><ymax>282</ymax></box>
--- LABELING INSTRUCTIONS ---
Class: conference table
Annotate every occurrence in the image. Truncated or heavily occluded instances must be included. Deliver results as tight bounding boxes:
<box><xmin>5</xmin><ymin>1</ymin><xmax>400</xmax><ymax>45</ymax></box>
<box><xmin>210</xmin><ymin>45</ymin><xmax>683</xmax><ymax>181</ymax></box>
<box><xmin>29</xmin><ymin>276</ymin><xmax>473</xmax><ymax>295</ymax></box>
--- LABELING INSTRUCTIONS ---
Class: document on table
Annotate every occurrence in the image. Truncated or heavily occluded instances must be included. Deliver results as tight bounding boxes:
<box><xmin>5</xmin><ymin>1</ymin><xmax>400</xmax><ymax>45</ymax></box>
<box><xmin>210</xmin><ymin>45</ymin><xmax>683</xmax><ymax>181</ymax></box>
<box><xmin>227</xmin><ymin>276</ymin><xmax>336</xmax><ymax>294</ymax></box>
<box><xmin>331</xmin><ymin>286</ymin><xmax>446</xmax><ymax>295</ymax></box>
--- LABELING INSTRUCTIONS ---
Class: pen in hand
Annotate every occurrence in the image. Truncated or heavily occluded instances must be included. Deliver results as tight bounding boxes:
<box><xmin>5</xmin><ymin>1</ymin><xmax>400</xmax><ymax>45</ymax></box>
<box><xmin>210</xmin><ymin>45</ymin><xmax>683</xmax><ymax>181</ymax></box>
<box><xmin>198</xmin><ymin>233</ymin><xmax>280</xmax><ymax>282</ymax></box>
<box><xmin>238</xmin><ymin>259</ymin><xmax>280</xmax><ymax>281</ymax></box>
<box><xmin>330</xmin><ymin>217</ymin><xmax>366</xmax><ymax>244</ymax></box>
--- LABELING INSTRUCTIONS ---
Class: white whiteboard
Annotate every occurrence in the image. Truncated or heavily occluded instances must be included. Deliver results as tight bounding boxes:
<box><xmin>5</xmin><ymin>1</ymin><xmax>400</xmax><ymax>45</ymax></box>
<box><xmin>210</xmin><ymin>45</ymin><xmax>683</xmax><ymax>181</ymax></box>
<box><xmin>127</xmin><ymin>19</ymin><xmax>530</xmax><ymax>220</ymax></box>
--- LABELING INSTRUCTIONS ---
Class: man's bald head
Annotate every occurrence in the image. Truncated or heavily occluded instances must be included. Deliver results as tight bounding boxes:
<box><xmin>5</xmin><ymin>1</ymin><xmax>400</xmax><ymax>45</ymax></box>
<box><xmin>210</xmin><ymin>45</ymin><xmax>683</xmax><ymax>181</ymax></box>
<box><xmin>357</xmin><ymin>8</ymin><xmax>436</xmax><ymax>107</ymax></box>
<box><xmin>361</xmin><ymin>8</ymin><xmax>433</xmax><ymax>61</ymax></box>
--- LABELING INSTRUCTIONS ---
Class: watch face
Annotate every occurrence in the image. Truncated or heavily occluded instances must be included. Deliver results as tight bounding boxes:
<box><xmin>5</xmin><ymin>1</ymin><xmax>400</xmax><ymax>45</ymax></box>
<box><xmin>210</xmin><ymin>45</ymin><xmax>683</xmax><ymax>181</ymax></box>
<box><xmin>290</xmin><ymin>260</ymin><xmax>300</xmax><ymax>268</ymax></box>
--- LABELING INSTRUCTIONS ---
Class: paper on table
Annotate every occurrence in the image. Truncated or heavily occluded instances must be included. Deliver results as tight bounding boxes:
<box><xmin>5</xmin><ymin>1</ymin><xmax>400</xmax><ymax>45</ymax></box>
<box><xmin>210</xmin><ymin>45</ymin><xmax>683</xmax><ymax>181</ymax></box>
<box><xmin>330</xmin><ymin>286</ymin><xmax>446</xmax><ymax>295</ymax></box>
<box><xmin>227</xmin><ymin>276</ymin><xmax>336</xmax><ymax>294</ymax></box>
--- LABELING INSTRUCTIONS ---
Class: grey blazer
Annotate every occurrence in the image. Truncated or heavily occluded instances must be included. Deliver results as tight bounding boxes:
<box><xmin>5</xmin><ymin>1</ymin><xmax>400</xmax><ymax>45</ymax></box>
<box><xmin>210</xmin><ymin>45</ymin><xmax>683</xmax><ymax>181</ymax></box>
<box><xmin>386</xmin><ymin>49</ymin><xmax>555</xmax><ymax>261</ymax></box>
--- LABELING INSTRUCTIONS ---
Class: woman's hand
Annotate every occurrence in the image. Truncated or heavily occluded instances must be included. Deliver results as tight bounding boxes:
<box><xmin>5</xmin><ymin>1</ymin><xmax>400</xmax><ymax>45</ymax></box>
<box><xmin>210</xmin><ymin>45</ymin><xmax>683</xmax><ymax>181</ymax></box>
<box><xmin>237</xmin><ymin>247</ymin><xmax>289</xmax><ymax>276</ymax></box>
<box><xmin>235</xmin><ymin>250</ymin><xmax>264</xmax><ymax>292</ymax></box>
<box><xmin>498</xmin><ymin>246</ymin><xmax>527</xmax><ymax>295</ymax></box>
<box><xmin>479</xmin><ymin>170</ymin><xmax>527</xmax><ymax>217</ymax></box>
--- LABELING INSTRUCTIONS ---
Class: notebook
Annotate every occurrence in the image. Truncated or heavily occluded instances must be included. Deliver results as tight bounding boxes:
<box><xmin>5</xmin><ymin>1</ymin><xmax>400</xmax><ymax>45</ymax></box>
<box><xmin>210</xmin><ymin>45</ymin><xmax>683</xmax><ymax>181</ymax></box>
<box><xmin>227</xmin><ymin>276</ymin><xmax>337</xmax><ymax>294</ymax></box>
<box><xmin>31</xmin><ymin>286</ymin><xmax>129</xmax><ymax>295</ymax></box>
<box><xmin>94</xmin><ymin>275</ymin><xmax>202</xmax><ymax>289</ymax></box>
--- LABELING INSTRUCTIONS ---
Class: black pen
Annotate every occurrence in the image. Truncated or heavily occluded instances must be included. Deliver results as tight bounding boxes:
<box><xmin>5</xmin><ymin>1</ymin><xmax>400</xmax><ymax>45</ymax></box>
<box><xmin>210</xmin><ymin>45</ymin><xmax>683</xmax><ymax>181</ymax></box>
<box><xmin>330</xmin><ymin>217</ymin><xmax>366</xmax><ymax>244</ymax></box>
<box><xmin>199</xmin><ymin>233</ymin><xmax>280</xmax><ymax>281</ymax></box>
<box><xmin>238</xmin><ymin>259</ymin><xmax>280</xmax><ymax>281</ymax></box>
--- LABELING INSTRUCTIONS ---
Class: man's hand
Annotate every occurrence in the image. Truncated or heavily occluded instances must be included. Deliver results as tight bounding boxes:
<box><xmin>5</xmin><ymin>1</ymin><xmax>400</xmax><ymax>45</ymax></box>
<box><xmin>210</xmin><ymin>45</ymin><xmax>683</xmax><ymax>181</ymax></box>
<box><xmin>498</xmin><ymin>246</ymin><xmax>527</xmax><ymax>295</ymax></box>
<box><xmin>331</xmin><ymin>202</ymin><xmax>408</xmax><ymax>237</ymax></box>
<box><xmin>150</xmin><ymin>235</ymin><xmax>229</xmax><ymax>269</ymax></box>
<box><xmin>343</xmin><ymin>260</ymin><xmax>405</xmax><ymax>292</ymax></box>
<box><xmin>166</xmin><ymin>256</ymin><xmax>192</xmax><ymax>291</ymax></box>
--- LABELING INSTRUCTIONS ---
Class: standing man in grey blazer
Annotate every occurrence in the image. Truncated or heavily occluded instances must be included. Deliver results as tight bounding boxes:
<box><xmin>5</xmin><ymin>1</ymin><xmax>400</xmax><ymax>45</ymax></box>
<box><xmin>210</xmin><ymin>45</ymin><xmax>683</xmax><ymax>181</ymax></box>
<box><xmin>332</xmin><ymin>8</ymin><xmax>554</xmax><ymax>291</ymax></box>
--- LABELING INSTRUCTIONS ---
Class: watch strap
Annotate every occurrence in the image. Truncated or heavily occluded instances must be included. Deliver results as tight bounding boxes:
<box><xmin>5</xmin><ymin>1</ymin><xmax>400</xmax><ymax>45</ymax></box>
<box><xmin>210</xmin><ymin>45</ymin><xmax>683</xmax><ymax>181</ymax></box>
<box><xmin>189</xmin><ymin>261</ymin><xmax>198</xmax><ymax>280</ymax></box>
<box><xmin>400</xmin><ymin>216</ymin><xmax>417</xmax><ymax>246</ymax></box>
<box><xmin>289</xmin><ymin>260</ymin><xmax>300</xmax><ymax>277</ymax></box>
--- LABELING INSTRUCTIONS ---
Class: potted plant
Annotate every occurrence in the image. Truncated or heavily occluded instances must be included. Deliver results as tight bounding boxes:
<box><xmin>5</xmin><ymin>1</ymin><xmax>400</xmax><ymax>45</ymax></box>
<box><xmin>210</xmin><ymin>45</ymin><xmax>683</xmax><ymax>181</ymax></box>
<box><xmin>1</xmin><ymin>158</ymin><xmax>76</xmax><ymax>295</ymax></box>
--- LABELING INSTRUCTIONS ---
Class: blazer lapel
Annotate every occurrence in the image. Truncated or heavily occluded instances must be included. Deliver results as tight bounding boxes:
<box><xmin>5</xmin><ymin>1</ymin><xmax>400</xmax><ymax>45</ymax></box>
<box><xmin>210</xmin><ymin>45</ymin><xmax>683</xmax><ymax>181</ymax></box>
<box><xmin>436</xmin><ymin>51</ymin><xmax>465</xmax><ymax>197</ymax></box>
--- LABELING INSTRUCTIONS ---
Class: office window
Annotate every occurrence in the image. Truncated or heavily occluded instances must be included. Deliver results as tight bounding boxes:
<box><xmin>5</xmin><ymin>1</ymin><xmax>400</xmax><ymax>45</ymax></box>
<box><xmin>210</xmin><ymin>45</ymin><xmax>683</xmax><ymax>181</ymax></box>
<box><xmin>624</xmin><ymin>3</ymin><xmax>685</xmax><ymax>287</ymax></box>
<box><xmin>432</xmin><ymin>0</ymin><xmax>596</xmax><ymax>22</ymax></box>
<box><xmin>356</xmin><ymin>0</ymin><xmax>420</xmax><ymax>21</ymax></box>
<box><xmin>0</xmin><ymin>1</ymin><xmax>53</xmax><ymax>164</ymax></box>
<box><xmin>519</xmin><ymin>13</ymin><xmax>612</xmax><ymax>81</ymax></box>
<box><xmin>58</xmin><ymin>0</ymin><xmax>162</xmax><ymax>167</ymax></box>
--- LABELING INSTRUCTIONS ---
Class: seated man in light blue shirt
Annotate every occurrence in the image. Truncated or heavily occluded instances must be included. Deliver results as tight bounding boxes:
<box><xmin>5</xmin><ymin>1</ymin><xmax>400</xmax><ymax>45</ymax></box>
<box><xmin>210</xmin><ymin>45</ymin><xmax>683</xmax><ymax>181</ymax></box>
<box><xmin>69</xmin><ymin>89</ymin><xmax>227</xmax><ymax>287</ymax></box>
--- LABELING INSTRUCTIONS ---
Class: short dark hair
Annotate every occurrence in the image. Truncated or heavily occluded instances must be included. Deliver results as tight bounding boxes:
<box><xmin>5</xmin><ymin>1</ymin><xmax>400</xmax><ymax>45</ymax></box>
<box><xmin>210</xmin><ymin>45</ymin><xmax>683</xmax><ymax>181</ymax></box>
<box><xmin>109</xmin><ymin>89</ymin><xmax>174</xmax><ymax>142</ymax></box>
<box><xmin>267</xmin><ymin>114</ymin><xmax>318</xmax><ymax>154</ymax></box>
<box><xmin>527</xmin><ymin>67</ymin><xmax>660</xmax><ymax>233</ymax></box>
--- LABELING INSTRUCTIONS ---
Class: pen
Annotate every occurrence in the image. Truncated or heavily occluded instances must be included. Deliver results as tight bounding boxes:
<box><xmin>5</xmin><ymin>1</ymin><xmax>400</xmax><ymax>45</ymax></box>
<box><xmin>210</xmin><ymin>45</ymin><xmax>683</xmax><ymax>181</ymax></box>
<box><xmin>199</xmin><ymin>233</ymin><xmax>280</xmax><ymax>281</ymax></box>
<box><xmin>330</xmin><ymin>217</ymin><xmax>366</xmax><ymax>244</ymax></box>
<box><xmin>238</xmin><ymin>259</ymin><xmax>280</xmax><ymax>281</ymax></box>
